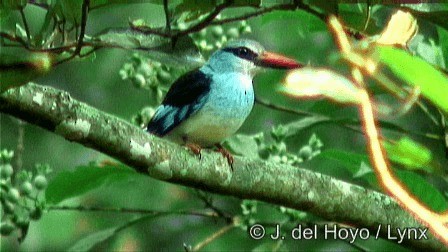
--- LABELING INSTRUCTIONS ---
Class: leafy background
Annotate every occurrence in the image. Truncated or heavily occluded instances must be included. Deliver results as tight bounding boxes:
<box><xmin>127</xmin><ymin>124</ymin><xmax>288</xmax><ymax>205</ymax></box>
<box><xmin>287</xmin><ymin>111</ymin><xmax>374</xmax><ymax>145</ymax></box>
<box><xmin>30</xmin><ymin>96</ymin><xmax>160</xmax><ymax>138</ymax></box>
<box><xmin>1</xmin><ymin>1</ymin><xmax>448</xmax><ymax>251</ymax></box>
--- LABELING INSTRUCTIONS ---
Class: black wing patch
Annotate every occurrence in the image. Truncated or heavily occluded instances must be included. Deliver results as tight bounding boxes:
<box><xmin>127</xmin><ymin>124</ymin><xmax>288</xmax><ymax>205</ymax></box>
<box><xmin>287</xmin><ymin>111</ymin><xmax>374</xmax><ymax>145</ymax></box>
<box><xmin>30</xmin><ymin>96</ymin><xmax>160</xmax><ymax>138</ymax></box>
<box><xmin>147</xmin><ymin>69</ymin><xmax>212</xmax><ymax>136</ymax></box>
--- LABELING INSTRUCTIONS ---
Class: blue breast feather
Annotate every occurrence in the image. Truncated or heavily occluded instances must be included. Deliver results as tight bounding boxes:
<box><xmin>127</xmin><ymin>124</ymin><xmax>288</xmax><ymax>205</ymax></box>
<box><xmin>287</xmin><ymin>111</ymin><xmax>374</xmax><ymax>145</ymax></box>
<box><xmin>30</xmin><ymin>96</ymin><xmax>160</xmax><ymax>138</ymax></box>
<box><xmin>147</xmin><ymin>69</ymin><xmax>211</xmax><ymax>136</ymax></box>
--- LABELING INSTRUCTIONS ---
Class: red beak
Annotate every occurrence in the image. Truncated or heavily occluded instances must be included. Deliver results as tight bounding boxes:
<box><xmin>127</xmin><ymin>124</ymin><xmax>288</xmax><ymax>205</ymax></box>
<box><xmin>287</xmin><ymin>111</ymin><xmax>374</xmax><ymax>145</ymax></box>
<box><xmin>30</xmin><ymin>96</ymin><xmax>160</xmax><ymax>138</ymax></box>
<box><xmin>256</xmin><ymin>51</ymin><xmax>302</xmax><ymax>69</ymax></box>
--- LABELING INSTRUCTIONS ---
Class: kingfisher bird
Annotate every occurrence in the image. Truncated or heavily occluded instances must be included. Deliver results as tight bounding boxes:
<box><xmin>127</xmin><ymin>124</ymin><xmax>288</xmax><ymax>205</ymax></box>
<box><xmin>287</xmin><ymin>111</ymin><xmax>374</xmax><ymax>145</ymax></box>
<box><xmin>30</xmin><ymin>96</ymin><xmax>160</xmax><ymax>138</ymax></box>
<box><xmin>147</xmin><ymin>39</ymin><xmax>301</xmax><ymax>166</ymax></box>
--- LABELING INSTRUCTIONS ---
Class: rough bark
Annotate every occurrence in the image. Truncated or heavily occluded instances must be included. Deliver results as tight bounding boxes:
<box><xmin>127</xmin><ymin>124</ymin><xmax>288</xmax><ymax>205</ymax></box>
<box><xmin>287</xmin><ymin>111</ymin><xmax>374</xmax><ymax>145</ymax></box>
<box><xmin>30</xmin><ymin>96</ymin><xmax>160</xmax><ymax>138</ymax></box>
<box><xmin>0</xmin><ymin>83</ymin><xmax>445</xmax><ymax>251</ymax></box>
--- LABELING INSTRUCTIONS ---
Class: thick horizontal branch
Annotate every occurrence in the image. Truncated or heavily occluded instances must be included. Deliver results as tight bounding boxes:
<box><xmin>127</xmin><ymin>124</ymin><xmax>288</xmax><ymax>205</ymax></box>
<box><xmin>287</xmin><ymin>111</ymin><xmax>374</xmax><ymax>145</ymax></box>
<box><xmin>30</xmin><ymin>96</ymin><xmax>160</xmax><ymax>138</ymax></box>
<box><xmin>0</xmin><ymin>83</ymin><xmax>444</xmax><ymax>251</ymax></box>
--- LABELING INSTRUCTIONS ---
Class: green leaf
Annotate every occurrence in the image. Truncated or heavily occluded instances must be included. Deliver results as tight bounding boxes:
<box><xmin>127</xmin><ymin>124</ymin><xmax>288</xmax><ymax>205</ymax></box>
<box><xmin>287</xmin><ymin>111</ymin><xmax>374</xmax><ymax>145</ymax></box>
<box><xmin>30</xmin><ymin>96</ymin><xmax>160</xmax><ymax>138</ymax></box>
<box><xmin>318</xmin><ymin>149</ymin><xmax>375</xmax><ymax>181</ymax></box>
<box><xmin>91</xmin><ymin>0</ymin><xmax>163</xmax><ymax>9</ymax></box>
<box><xmin>52</xmin><ymin>0</ymin><xmax>83</xmax><ymax>25</ymax></box>
<box><xmin>224</xmin><ymin>134</ymin><xmax>259</xmax><ymax>159</ymax></box>
<box><xmin>0</xmin><ymin>0</ymin><xmax>27</xmax><ymax>10</ymax></box>
<box><xmin>318</xmin><ymin>149</ymin><xmax>447</xmax><ymax>212</ymax></box>
<box><xmin>67</xmin><ymin>214</ymin><xmax>156</xmax><ymax>251</ymax></box>
<box><xmin>438</xmin><ymin>26</ymin><xmax>448</xmax><ymax>69</ymax></box>
<box><xmin>304</xmin><ymin>0</ymin><xmax>338</xmax><ymax>15</ymax></box>
<box><xmin>339</xmin><ymin>3</ymin><xmax>368</xmax><ymax>32</ymax></box>
<box><xmin>261</xmin><ymin>9</ymin><xmax>326</xmax><ymax>31</ymax></box>
<box><xmin>382</xmin><ymin>137</ymin><xmax>434</xmax><ymax>173</ymax></box>
<box><xmin>376</xmin><ymin>46</ymin><xmax>448</xmax><ymax>113</ymax></box>
<box><xmin>395</xmin><ymin>170</ymin><xmax>448</xmax><ymax>212</ymax></box>
<box><xmin>401</xmin><ymin>3</ymin><xmax>448</xmax><ymax>31</ymax></box>
<box><xmin>46</xmin><ymin>164</ymin><xmax>136</xmax><ymax>204</ymax></box>
<box><xmin>252</xmin><ymin>241</ymin><xmax>283</xmax><ymax>252</ymax></box>
<box><xmin>283</xmin><ymin>116</ymin><xmax>329</xmax><ymax>138</ymax></box>
<box><xmin>67</xmin><ymin>227</ymin><xmax>117</xmax><ymax>252</ymax></box>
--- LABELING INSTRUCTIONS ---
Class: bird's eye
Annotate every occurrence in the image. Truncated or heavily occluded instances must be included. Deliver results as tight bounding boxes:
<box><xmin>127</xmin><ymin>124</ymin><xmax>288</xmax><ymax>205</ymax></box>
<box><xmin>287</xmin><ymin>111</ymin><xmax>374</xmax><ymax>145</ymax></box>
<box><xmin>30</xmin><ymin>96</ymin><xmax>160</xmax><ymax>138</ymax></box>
<box><xmin>238</xmin><ymin>47</ymin><xmax>250</xmax><ymax>56</ymax></box>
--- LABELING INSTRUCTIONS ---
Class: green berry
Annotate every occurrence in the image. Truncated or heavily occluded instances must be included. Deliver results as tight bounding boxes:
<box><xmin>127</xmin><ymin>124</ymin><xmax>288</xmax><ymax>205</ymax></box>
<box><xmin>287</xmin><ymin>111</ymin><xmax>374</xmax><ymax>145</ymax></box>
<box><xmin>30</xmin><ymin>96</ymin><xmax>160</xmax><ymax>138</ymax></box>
<box><xmin>34</xmin><ymin>175</ymin><xmax>48</xmax><ymax>190</ymax></box>
<box><xmin>271</xmin><ymin>155</ymin><xmax>281</xmax><ymax>163</ymax></box>
<box><xmin>156</xmin><ymin>88</ymin><xmax>163</xmax><ymax>102</ymax></box>
<box><xmin>177</xmin><ymin>22</ymin><xmax>187</xmax><ymax>30</ymax></box>
<box><xmin>157</xmin><ymin>70</ymin><xmax>172</xmax><ymax>84</ymax></box>
<box><xmin>298</xmin><ymin>146</ymin><xmax>313</xmax><ymax>160</ymax></box>
<box><xmin>19</xmin><ymin>182</ymin><xmax>33</xmax><ymax>196</ymax></box>
<box><xmin>278</xmin><ymin>142</ymin><xmax>287</xmax><ymax>153</ymax></box>
<box><xmin>3</xmin><ymin>201</ymin><xmax>15</xmax><ymax>214</ymax></box>
<box><xmin>0</xmin><ymin>164</ymin><xmax>13</xmax><ymax>179</ymax></box>
<box><xmin>7</xmin><ymin>188</ymin><xmax>20</xmax><ymax>203</ymax></box>
<box><xmin>215</xmin><ymin>40</ymin><xmax>223</xmax><ymax>48</ymax></box>
<box><xmin>211</xmin><ymin>26</ymin><xmax>224</xmax><ymax>38</ymax></box>
<box><xmin>198</xmin><ymin>39</ymin><xmax>208</xmax><ymax>50</ymax></box>
<box><xmin>198</xmin><ymin>29</ymin><xmax>207</xmax><ymax>38</ymax></box>
<box><xmin>0</xmin><ymin>150</ymin><xmax>14</xmax><ymax>161</ymax></box>
<box><xmin>226</xmin><ymin>28</ymin><xmax>239</xmax><ymax>39</ymax></box>
<box><xmin>134</xmin><ymin>74</ymin><xmax>146</xmax><ymax>87</ymax></box>
<box><xmin>239</xmin><ymin>21</ymin><xmax>251</xmax><ymax>34</ymax></box>
<box><xmin>0</xmin><ymin>222</ymin><xmax>15</xmax><ymax>236</ymax></box>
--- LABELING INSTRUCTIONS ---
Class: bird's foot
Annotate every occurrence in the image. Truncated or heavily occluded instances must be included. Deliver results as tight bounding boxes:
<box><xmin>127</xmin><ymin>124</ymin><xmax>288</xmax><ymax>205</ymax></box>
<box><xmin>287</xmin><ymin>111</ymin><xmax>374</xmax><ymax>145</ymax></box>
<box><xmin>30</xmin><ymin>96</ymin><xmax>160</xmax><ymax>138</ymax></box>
<box><xmin>215</xmin><ymin>144</ymin><xmax>234</xmax><ymax>171</ymax></box>
<box><xmin>186</xmin><ymin>143</ymin><xmax>202</xmax><ymax>160</ymax></box>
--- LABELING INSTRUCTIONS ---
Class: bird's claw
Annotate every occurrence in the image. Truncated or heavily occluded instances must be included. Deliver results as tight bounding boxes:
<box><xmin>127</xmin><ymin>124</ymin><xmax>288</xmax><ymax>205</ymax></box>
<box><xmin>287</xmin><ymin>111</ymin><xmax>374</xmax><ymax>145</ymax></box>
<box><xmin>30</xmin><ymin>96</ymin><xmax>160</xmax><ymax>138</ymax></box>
<box><xmin>186</xmin><ymin>143</ymin><xmax>202</xmax><ymax>160</ymax></box>
<box><xmin>215</xmin><ymin>144</ymin><xmax>234</xmax><ymax>171</ymax></box>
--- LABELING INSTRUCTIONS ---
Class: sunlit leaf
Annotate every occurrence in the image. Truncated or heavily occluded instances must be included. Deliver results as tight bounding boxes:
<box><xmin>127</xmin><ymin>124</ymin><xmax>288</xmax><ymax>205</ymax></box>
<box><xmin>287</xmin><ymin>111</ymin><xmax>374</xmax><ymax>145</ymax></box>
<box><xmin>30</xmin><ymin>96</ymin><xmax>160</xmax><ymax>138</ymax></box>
<box><xmin>376</xmin><ymin>10</ymin><xmax>417</xmax><ymax>47</ymax></box>
<box><xmin>282</xmin><ymin>68</ymin><xmax>361</xmax><ymax>104</ymax></box>
<box><xmin>376</xmin><ymin>46</ymin><xmax>448</xmax><ymax>113</ymax></box>
<box><xmin>46</xmin><ymin>164</ymin><xmax>136</xmax><ymax>204</ymax></box>
<box><xmin>383</xmin><ymin>137</ymin><xmax>434</xmax><ymax>173</ymax></box>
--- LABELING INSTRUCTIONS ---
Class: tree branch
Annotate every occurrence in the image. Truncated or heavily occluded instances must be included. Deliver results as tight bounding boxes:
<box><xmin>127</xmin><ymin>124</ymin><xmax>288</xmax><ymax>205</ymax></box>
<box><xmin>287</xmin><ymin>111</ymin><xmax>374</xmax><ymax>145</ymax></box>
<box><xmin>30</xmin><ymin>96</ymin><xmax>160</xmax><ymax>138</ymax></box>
<box><xmin>0</xmin><ymin>83</ymin><xmax>445</xmax><ymax>251</ymax></box>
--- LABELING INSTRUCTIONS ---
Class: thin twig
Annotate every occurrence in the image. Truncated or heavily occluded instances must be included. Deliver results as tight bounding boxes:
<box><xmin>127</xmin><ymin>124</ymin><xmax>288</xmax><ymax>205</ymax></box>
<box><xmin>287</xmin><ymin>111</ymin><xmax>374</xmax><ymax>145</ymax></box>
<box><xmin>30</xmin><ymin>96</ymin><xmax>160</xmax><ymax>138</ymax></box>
<box><xmin>73</xmin><ymin>0</ymin><xmax>90</xmax><ymax>56</ymax></box>
<box><xmin>212</xmin><ymin>2</ymin><xmax>325</xmax><ymax>26</ymax></box>
<box><xmin>211</xmin><ymin>4</ymin><xmax>295</xmax><ymax>25</ymax></box>
<box><xmin>255</xmin><ymin>97</ymin><xmax>441</xmax><ymax>140</ymax></box>
<box><xmin>174</xmin><ymin>0</ymin><xmax>233</xmax><ymax>38</ymax></box>
<box><xmin>194</xmin><ymin>190</ymin><xmax>232</xmax><ymax>223</ymax></box>
<box><xmin>255</xmin><ymin>96</ymin><xmax>313</xmax><ymax>117</ymax></box>
<box><xmin>14</xmin><ymin>120</ymin><xmax>25</xmax><ymax>172</ymax></box>
<box><xmin>19</xmin><ymin>8</ymin><xmax>31</xmax><ymax>42</ymax></box>
<box><xmin>48</xmin><ymin>205</ymin><xmax>221</xmax><ymax>219</ymax></box>
<box><xmin>191</xmin><ymin>223</ymin><xmax>235</xmax><ymax>252</ymax></box>
<box><xmin>163</xmin><ymin>0</ymin><xmax>171</xmax><ymax>35</ymax></box>
<box><xmin>0</xmin><ymin>32</ymin><xmax>29</xmax><ymax>48</ymax></box>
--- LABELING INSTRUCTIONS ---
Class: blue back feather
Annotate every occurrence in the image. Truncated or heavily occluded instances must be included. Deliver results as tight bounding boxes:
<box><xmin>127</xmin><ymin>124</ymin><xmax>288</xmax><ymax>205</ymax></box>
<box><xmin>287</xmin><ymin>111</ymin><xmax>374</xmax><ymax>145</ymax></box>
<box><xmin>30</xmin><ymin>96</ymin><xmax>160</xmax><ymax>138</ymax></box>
<box><xmin>147</xmin><ymin>69</ymin><xmax>211</xmax><ymax>136</ymax></box>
